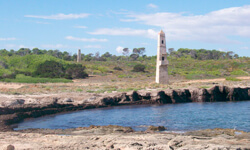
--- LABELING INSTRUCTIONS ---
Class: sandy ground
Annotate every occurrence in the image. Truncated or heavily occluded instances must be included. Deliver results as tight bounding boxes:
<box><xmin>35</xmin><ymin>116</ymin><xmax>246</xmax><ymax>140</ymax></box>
<box><xmin>0</xmin><ymin>83</ymin><xmax>24</xmax><ymax>89</ymax></box>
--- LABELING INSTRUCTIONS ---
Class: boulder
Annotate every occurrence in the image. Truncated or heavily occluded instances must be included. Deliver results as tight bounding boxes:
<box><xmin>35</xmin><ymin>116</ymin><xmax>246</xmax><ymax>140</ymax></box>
<box><xmin>5</xmin><ymin>99</ymin><xmax>25</xmax><ymax>107</ymax></box>
<box><xmin>146</xmin><ymin>126</ymin><xmax>166</xmax><ymax>132</ymax></box>
<box><xmin>63</xmin><ymin>98</ymin><xmax>73</xmax><ymax>103</ymax></box>
<box><xmin>6</xmin><ymin>145</ymin><xmax>15</xmax><ymax>150</ymax></box>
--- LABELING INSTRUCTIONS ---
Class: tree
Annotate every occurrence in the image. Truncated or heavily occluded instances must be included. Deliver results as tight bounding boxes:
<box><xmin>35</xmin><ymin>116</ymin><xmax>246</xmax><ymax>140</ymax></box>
<box><xmin>226</xmin><ymin>51</ymin><xmax>234</xmax><ymax>59</ymax></box>
<box><xmin>17</xmin><ymin>48</ymin><xmax>31</xmax><ymax>56</ymax></box>
<box><xmin>102</xmin><ymin>52</ymin><xmax>112</xmax><ymax>58</ymax></box>
<box><xmin>122</xmin><ymin>48</ymin><xmax>130</xmax><ymax>61</ymax></box>
<box><xmin>133</xmin><ymin>47</ymin><xmax>145</xmax><ymax>56</ymax></box>
<box><xmin>94</xmin><ymin>52</ymin><xmax>100</xmax><ymax>60</ymax></box>
<box><xmin>234</xmin><ymin>54</ymin><xmax>239</xmax><ymax>59</ymax></box>
<box><xmin>130</xmin><ymin>53</ymin><xmax>139</xmax><ymax>61</ymax></box>
<box><xmin>168</xmin><ymin>48</ymin><xmax>175</xmax><ymax>55</ymax></box>
<box><xmin>122</xmin><ymin>48</ymin><xmax>130</xmax><ymax>56</ymax></box>
<box><xmin>32</xmin><ymin>48</ymin><xmax>40</xmax><ymax>55</ymax></box>
<box><xmin>84</xmin><ymin>53</ymin><xmax>93</xmax><ymax>61</ymax></box>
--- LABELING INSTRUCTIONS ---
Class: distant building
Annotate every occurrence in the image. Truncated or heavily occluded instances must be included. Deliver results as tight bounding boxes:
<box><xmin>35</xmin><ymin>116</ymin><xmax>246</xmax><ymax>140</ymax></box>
<box><xmin>77</xmin><ymin>49</ymin><xmax>81</xmax><ymax>62</ymax></box>
<box><xmin>156</xmin><ymin>30</ymin><xmax>169</xmax><ymax>84</ymax></box>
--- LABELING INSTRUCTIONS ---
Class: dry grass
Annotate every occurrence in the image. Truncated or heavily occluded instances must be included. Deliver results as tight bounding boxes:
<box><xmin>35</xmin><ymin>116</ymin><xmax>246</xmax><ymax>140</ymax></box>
<box><xmin>0</xmin><ymin>75</ymin><xmax>249</xmax><ymax>95</ymax></box>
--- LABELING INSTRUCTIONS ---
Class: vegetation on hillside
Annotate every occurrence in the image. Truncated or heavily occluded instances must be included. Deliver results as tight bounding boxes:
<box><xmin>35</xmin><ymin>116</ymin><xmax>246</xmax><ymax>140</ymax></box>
<box><xmin>0</xmin><ymin>54</ymin><xmax>88</xmax><ymax>82</ymax></box>
<box><xmin>0</xmin><ymin>48</ymin><xmax>249</xmax><ymax>83</ymax></box>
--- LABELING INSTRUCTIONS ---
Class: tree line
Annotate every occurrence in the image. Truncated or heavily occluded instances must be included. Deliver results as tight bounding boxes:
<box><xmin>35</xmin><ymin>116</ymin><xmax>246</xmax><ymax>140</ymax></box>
<box><xmin>0</xmin><ymin>47</ymin><xmax>241</xmax><ymax>62</ymax></box>
<box><xmin>169</xmin><ymin>48</ymin><xmax>239</xmax><ymax>60</ymax></box>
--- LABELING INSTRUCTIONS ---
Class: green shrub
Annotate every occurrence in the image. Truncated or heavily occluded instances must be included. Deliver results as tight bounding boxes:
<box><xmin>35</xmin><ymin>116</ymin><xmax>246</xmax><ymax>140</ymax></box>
<box><xmin>33</xmin><ymin>60</ymin><xmax>64</xmax><ymax>78</ymax></box>
<box><xmin>225</xmin><ymin>77</ymin><xmax>241</xmax><ymax>81</ymax></box>
<box><xmin>113</xmin><ymin>66</ymin><xmax>123</xmax><ymax>71</ymax></box>
<box><xmin>230</xmin><ymin>70</ymin><xmax>248</xmax><ymax>76</ymax></box>
<box><xmin>132</xmin><ymin>64</ymin><xmax>145</xmax><ymax>72</ymax></box>
<box><xmin>32</xmin><ymin>60</ymin><xmax>88</xmax><ymax>79</ymax></box>
<box><xmin>64</xmin><ymin>64</ymin><xmax>88</xmax><ymax>79</ymax></box>
<box><xmin>117</xmin><ymin>74</ymin><xmax>132</xmax><ymax>78</ymax></box>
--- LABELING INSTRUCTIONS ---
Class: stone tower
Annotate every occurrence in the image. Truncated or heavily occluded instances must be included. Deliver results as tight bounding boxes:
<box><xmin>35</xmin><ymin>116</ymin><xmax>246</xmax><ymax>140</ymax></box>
<box><xmin>156</xmin><ymin>30</ymin><xmax>169</xmax><ymax>84</ymax></box>
<box><xmin>77</xmin><ymin>49</ymin><xmax>81</xmax><ymax>62</ymax></box>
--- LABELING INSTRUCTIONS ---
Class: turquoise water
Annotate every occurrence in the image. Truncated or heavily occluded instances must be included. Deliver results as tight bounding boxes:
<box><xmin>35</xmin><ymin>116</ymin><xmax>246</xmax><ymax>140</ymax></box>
<box><xmin>15</xmin><ymin>101</ymin><xmax>250</xmax><ymax>132</ymax></box>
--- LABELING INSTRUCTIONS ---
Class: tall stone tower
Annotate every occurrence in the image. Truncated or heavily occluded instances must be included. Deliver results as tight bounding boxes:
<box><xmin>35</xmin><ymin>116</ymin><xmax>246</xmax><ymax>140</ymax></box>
<box><xmin>77</xmin><ymin>49</ymin><xmax>81</xmax><ymax>62</ymax></box>
<box><xmin>156</xmin><ymin>30</ymin><xmax>169</xmax><ymax>84</ymax></box>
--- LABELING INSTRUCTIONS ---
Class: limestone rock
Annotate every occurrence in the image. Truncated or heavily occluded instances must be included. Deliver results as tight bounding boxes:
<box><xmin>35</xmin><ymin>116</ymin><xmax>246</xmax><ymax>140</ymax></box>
<box><xmin>63</xmin><ymin>98</ymin><xmax>73</xmax><ymax>103</ymax></box>
<box><xmin>6</xmin><ymin>145</ymin><xmax>15</xmax><ymax>150</ymax></box>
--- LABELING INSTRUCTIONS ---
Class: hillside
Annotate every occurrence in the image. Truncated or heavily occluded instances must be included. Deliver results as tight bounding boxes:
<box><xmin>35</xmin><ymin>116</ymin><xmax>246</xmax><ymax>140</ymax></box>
<box><xmin>0</xmin><ymin>48</ymin><xmax>249</xmax><ymax>84</ymax></box>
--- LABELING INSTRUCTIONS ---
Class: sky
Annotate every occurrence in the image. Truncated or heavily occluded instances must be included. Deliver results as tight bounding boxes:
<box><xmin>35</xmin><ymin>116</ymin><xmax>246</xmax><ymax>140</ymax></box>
<box><xmin>0</xmin><ymin>0</ymin><xmax>250</xmax><ymax>56</ymax></box>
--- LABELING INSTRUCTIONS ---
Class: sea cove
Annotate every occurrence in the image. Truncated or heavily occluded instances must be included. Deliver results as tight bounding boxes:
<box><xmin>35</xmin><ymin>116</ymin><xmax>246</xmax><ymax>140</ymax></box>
<box><xmin>15</xmin><ymin>101</ymin><xmax>250</xmax><ymax>132</ymax></box>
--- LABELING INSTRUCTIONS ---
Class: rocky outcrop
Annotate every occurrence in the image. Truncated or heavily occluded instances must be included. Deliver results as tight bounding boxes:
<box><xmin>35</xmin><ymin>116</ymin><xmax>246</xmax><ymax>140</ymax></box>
<box><xmin>0</xmin><ymin>128</ymin><xmax>249</xmax><ymax>150</ymax></box>
<box><xmin>0</xmin><ymin>86</ymin><xmax>249</xmax><ymax>131</ymax></box>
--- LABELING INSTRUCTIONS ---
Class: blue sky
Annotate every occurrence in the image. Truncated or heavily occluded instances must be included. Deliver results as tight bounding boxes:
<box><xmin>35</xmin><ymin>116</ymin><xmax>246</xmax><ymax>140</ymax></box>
<box><xmin>0</xmin><ymin>0</ymin><xmax>250</xmax><ymax>56</ymax></box>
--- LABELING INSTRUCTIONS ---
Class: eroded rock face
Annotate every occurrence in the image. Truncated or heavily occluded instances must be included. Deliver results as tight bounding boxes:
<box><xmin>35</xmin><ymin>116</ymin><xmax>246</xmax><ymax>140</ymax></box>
<box><xmin>191</xmin><ymin>88</ymin><xmax>210</xmax><ymax>102</ymax></box>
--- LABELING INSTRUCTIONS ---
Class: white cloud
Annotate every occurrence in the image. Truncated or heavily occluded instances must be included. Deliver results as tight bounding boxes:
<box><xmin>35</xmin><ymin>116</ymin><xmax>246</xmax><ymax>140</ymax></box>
<box><xmin>88</xmin><ymin>28</ymin><xmax>158</xmax><ymax>39</ymax></box>
<box><xmin>74</xmin><ymin>26</ymin><xmax>87</xmax><ymax>29</ymax></box>
<box><xmin>121</xmin><ymin>5</ymin><xmax>250</xmax><ymax>44</ymax></box>
<box><xmin>240</xmin><ymin>46</ymin><xmax>249</xmax><ymax>50</ymax></box>
<box><xmin>83</xmin><ymin>45</ymin><xmax>102</xmax><ymax>49</ymax></box>
<box><xmin>25</xmin><ymin>13</ymin><xmax>90</xmax><ymax>20</ymax></box>
<box><xmin>65</xmin><ymin>36</ymin><xmax>108</xmax><ymax>42</ymax></box>
<box><xmin>218</xmin><ymin>48</ymin><xmax>228</xmax><ymax>52</ymax></box>
<box><xmin>147</xmin><ymin>4</ymin><xmax>158</xmax><ymax>9</ymax></box>
<box><xmin>0</xmin><ymin>38</ymin><xmax>16</xmax><ymax>41</ymax></box>
<box><xmin>116</xmin><ymin>46</ymin><xmax>124</xmax><ymax>53</ymax></box>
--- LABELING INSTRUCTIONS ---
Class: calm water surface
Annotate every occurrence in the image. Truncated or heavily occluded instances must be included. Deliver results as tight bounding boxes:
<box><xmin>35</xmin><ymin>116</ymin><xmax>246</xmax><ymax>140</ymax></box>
<box><xmin>15</xmin><ymin>101</ymin><xmax>250</xmax><ymax>132</ymax></box>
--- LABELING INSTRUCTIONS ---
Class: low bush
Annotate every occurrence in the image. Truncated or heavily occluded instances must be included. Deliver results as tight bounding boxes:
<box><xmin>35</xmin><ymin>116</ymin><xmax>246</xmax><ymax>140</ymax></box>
<box><xmin>33</xmin><ymin>60</ymin><xmax>88</xmax><ymax>79</ymax></box>
<box><xmin>113</xmin><ymin>66</ymin><xmax>123</xmax><ymax>71</ymax></box>
<box><xmin>225</xmin><ymin>77</ymin><xmax>241</xmax><ymax>81</ymax></box>
<box><xmin>230</xmin><ymin>70</ymin><xmax>248</xmax><ymax>76</ymax></box>
<box><xmin>33</xmin><ymin>60</ymin><xmax>64</xmax><ymax>78</ymax></box>
<box><xmin>64</xmin><ymin>64</ymin><xmax>88</xmax><ymax>79</ymax></box>
<box><xmin>132</xmin><ymin>64</ymin><xmax>145</xmax><ymax>72</ymax></box>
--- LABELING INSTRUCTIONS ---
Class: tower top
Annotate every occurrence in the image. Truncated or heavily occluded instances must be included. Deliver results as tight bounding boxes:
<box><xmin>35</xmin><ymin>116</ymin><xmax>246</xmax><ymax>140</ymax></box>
<box><xmin>159</xmin><ymin>30</ymin><xmax>165</xmax><ymax>35</ymax></box>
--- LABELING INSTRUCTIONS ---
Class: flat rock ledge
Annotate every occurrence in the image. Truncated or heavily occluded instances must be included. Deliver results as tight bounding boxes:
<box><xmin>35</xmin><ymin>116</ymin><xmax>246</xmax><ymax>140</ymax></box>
<box><xmin>0</xmin><ymin>126</ymin><xmax>249</xmax><ymax>150</ymax></box>
<box><xmin>0</xmin><ymin>85</ymin><xmax>249</xmax><ymax>131</ymax></box>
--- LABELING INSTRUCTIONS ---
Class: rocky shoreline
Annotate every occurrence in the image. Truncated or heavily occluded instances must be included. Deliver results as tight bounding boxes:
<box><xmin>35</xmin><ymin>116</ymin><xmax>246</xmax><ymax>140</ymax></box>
<box><xmin>0</xmin><ymin>85</ymin><xmax>250</xmax><ymax>149</ymax></box>
<box><xmin>0</xmin><ymin>85</ymin><xmax>249</xmax><ymax>131</ymax></box>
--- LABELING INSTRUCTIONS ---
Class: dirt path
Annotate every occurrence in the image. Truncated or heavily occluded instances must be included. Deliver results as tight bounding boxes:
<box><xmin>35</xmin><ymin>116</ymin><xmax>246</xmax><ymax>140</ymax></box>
<box><xmin>0</xmin><ymin>82</ymin><xmax>25</xmax><ymax>89</ymax></box>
